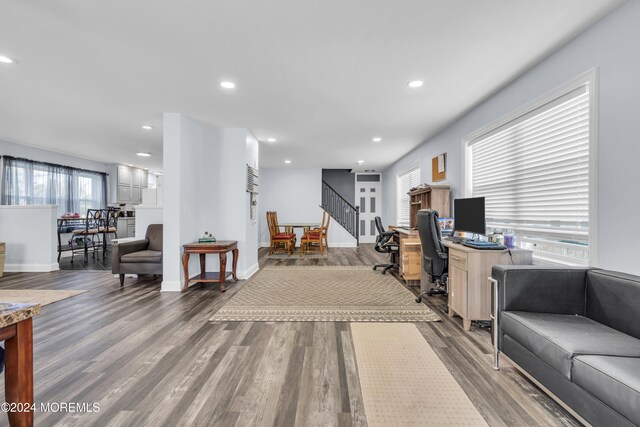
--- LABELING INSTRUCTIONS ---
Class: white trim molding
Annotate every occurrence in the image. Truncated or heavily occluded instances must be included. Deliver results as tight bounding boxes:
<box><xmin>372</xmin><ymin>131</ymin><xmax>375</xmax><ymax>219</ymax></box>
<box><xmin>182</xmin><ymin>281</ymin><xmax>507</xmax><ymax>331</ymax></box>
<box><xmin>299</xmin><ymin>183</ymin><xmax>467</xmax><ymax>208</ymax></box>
<box><xmin>240</xmin><ymin>262</ymin><xmax>260</xmax><ymax>280</ymax></box>
<box><xmin>4</xmin><ymin>263</ymin><xmax>60</xmax><ymax>273</ymax></box>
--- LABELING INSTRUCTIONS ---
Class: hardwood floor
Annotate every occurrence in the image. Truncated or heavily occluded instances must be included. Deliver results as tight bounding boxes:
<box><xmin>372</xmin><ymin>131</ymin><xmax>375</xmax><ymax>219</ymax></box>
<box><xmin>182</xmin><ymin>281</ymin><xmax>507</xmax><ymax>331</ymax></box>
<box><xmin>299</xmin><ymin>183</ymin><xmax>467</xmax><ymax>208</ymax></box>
<box><xmin>0</xmin><ymin>245</ymin><xmax>579</xmax><ymax>426</ymax></box>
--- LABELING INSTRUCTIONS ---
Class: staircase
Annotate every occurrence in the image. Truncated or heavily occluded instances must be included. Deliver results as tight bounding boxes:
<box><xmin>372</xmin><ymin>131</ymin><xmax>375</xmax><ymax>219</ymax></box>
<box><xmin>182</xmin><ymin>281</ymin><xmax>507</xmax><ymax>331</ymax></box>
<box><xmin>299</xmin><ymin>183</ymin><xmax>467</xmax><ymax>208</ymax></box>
<box><xmin>321</xmin><ymin>180</ymin><xmax>359</xmax><ymax>245</ymax></box>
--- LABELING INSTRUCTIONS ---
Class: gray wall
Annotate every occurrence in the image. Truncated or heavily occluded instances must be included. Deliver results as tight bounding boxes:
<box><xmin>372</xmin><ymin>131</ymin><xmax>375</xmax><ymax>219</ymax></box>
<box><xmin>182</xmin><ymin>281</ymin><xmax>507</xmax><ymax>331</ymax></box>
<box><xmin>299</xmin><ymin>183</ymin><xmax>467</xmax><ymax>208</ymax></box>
<box><xmin>322</xmin><ymin>169</ymin><xmax>355</xmax><ymax>205</ymax></box>
<box><xmin>382</xmin><ymin>1</ymin><xmax>640</xmax><ymax>274</ymax></box>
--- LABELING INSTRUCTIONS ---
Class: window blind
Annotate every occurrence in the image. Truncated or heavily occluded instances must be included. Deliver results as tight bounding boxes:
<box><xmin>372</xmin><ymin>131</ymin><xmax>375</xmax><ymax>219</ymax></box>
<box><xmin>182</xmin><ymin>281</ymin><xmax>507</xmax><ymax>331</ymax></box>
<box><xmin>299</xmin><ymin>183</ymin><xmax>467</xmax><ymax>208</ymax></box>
<box><xmin>397</xmin><ymin>167</ymin><xmax>420</xmax><ymax>227</ymax></box>
<box><xmin>468</xmin><ymin>84</ymin><xmax>590</xmax><ymax>265</ymax></box>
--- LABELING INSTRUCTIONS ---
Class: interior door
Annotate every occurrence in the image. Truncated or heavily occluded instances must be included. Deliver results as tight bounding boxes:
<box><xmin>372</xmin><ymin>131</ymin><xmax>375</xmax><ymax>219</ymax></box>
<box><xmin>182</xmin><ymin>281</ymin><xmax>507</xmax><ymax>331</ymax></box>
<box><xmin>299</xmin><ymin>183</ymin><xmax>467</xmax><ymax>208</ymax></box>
<box><xmin>355</xmin><ymin>174</ymin><xmax>382</xmax><ymax>244</ymax></box>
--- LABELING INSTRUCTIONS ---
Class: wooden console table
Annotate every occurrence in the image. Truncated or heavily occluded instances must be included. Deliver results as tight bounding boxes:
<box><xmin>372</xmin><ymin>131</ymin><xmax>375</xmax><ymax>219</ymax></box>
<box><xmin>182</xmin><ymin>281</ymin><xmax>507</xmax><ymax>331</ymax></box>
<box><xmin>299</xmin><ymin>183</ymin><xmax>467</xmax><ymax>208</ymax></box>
<box><xmin>182</xmin><ymin>241</ymin><xmax>238</xmax><ymax>293</ymax></box>
<box><xmin>0</xmin><ymin>302</ymin><xmax>41</xmax><ymax>427</ymax></box>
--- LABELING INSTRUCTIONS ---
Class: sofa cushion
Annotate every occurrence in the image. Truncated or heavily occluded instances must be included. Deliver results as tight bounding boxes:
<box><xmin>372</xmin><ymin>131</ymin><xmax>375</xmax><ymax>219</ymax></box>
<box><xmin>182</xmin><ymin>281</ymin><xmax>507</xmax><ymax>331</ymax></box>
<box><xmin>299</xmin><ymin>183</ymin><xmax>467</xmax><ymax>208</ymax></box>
<box><xmin>572</xmin><ymin>355</ymin><xmax>640</xmax><ymax>426</ymax></box>
<box><xmin>121</xmin><ymin>250</ymin><xmax>162</xmax><ymax>263</ymax></box>
<box><xmin>586</xmin><ymin>270</ymin><xmax>640</xmax><ymax>340</ymax></box>
<box><xmin>501</xmin><ymin>311</ymin><xmax>640</xmax><ymax>379</ymax></box>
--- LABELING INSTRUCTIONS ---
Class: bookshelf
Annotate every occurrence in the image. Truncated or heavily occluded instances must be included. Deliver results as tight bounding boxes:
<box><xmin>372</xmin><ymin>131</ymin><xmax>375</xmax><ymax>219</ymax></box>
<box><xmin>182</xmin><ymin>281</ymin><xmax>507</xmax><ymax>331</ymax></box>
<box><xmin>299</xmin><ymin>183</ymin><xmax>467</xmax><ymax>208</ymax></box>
<box><xmin>408</xmin><ymin>185</ymin><xmax>451</xmax><ymax>228</ymax></box>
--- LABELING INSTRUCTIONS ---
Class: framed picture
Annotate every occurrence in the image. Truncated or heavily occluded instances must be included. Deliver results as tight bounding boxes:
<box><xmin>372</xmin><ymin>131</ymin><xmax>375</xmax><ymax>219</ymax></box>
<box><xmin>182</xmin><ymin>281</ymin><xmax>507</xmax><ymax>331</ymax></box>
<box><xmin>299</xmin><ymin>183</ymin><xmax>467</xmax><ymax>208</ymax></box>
<box><xmin>432</xmin><ymin>153</ymin><xmax>446</xmax><ymax>182</ymax></box>
<box><xmin>437</xmin><ymin>217</ymin><xmax>454</xmax><ymax>235</ymax></box>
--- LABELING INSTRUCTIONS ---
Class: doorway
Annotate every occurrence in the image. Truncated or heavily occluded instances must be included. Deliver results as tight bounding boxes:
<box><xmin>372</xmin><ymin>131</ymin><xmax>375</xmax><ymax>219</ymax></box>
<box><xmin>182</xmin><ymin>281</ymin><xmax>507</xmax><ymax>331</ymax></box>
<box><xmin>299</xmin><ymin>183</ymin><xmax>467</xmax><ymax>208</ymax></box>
<box><xmin>355</xmin><ymin>174</ymin><xmax>382</xmax><ymax>244</ymax></box>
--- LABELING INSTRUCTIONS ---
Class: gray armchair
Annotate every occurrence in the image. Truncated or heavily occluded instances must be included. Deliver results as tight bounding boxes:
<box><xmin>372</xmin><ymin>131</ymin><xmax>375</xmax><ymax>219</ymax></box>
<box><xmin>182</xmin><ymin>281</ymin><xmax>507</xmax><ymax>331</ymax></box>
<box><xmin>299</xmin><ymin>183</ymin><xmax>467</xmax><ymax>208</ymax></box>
<box><xmin>112</xmin><ymin>224</ymin><xmax>163</xmax><ymax>286</ymax></box>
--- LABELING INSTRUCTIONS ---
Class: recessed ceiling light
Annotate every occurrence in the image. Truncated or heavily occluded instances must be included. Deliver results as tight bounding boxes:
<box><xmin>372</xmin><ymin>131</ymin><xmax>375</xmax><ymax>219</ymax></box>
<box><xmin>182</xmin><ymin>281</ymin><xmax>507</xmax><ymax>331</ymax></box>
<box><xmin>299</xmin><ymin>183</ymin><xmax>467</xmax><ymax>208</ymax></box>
<box><xmin>220</xmin><ymin>81</ymin><xmax>236</xmax><ymax>89</ymax></box>
<box><xmin>141</xmin><ymin>125</ymin><xmax>153</xmax><ymax>130</ymax></box>
<box><xmin>408</xmin><ymin>80</ymin><xmax>424</xmax><ymax>88</ymax></box>
<box><xmin>0</xmin><ymin>55</ymin><xmax>16</xmax><ymax>64</ymax></box>
<box><xmin>357</xmin><ymin>160</ymin><xmax>365</xmax><ymax>165</ymax></box>
<box><xmin>284</xmin><ymin>160</ymin><xmax>292</xmax><ymax>164</ymax></box>
<box><xmin>267</xmin><ymin>138</ymin><xmax>276</xmax><ymax>143</ymax></box>
<box><xmin>372</xmin><ymin>137</ymin><xmax>382</xmax><ymax>142</ymax></box>
<box><xmin>136</xmin><ymin>152</ymin><xmax>152</xmax><ymax>157</ymax></box>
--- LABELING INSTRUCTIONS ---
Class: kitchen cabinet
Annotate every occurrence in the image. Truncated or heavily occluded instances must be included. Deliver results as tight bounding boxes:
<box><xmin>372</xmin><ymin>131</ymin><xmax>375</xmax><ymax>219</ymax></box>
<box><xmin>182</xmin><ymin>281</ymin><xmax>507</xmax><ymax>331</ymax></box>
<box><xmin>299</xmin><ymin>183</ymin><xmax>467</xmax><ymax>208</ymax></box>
<box><xmin>117</xmin><ymin>185</ymin><xmax>131</xmax><ymax>202</ymax></box>
<box><xmin>132</xmin><ymin>187</ymin><xmax>141</xmax><ymax>204</ymax></box>
<box><xmin>117</xmin><ymin>218</ymin><xmax>136</xmax><ymax>238</ymax></box>
<box><xmin>118</xmin><ymin>166</ymin><xmax>132</xmax><ymax>186</ymax></box>
<box><xmin>112</xmin><ymin>165</ymin><xmax>148</xmax><ymax>204</ymax></box>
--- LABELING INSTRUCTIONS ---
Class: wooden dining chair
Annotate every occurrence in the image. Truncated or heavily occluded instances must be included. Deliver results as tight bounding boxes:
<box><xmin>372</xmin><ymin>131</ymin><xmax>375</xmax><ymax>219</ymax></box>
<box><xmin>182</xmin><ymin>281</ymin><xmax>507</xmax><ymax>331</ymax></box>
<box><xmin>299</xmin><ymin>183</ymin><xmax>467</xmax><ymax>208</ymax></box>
<box><xmin>301</xmin><ymin>211</ymin><xmax>331</xmax><ymax>256</ymax></box>
<box><xmin>267</xmin><ymin>211</ymin><xmax>297</xmax><ymax>255</ymax></box>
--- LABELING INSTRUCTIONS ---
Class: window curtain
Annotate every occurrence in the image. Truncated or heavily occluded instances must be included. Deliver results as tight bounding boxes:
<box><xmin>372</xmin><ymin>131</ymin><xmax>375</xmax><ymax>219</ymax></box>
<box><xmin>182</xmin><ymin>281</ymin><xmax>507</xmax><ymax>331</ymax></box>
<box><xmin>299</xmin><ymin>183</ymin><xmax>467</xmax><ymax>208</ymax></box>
<box><xmin>1</xmin><ymin>156</ymin><xmax>107</xmax><ymax>217</ymax></box>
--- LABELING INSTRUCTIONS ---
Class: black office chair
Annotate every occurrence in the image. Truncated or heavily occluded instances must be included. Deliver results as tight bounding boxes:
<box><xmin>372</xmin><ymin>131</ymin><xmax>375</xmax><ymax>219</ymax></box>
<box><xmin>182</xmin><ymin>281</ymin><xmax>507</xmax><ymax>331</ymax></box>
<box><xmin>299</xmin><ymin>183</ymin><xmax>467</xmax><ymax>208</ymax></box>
<box><xmin>372</xmin><ymin>216</ymin><xmax>399</xmax><ymax>274</ymax></box>
<box><xmin>415</xmin><ymin>209</ymin><xmax>448</xmax><ymax>302</ymax></box>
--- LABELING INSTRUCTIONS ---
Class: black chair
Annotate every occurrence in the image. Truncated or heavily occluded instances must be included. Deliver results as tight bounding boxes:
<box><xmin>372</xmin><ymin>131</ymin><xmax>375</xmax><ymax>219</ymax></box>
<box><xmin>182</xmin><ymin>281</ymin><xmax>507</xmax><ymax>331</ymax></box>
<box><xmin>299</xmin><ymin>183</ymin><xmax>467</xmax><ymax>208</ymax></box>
<box><xmin>415</xmin><ymin>209</ymin><xmax>448</xmax><ymax>302</ymax></box>
<box><xmin>372</xmin><ymin>216</ymin><xmax>399</xmax><ymax>274</ymax></box>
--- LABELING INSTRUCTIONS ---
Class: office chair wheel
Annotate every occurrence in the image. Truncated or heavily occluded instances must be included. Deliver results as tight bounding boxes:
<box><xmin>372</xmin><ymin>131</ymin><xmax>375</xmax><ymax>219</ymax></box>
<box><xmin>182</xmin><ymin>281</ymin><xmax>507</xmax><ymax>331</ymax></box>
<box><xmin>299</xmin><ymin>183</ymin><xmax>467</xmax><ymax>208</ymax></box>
<box><xmin>415</xmin><ymin>296</ymin><xmax>422</xmax><ymax>303</ymax></box>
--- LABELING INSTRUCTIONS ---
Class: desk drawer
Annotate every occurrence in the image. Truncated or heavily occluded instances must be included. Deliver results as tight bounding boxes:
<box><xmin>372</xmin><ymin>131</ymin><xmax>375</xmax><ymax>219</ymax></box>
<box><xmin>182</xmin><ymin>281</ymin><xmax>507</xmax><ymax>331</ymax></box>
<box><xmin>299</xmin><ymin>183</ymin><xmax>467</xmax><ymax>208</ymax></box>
<box><xmin>448</xmin><ymin>249</ymin><xmax>468</xmax><ymax>271</ymax></box>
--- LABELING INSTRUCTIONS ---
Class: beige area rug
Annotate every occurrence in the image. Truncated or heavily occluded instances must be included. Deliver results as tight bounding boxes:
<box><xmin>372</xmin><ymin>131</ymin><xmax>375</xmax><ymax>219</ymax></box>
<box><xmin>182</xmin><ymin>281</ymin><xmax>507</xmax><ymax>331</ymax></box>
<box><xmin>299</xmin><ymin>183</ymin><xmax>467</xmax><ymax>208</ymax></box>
<box><xmin>351</xmin><ymin>323</ymin><xmax>488</xmax><ymax>426</ymax></box>
<box><xmin>0</xmin><ymin>289</ymin><xmax>87</xmax><ymax>306</ymax></box>
<box><xmin>210</xmin><ymin>266</ymin><xmax>440</xmax><ymax>322</ymax></box>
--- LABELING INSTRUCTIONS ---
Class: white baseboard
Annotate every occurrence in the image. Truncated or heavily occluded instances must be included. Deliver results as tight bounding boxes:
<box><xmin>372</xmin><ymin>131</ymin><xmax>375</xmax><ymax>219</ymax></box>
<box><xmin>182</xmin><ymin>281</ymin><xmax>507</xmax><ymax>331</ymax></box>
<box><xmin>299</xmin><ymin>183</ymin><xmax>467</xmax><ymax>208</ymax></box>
<box><xmin>327</xmin><ymin>242</ymin><xmax>358</xmax><ymax>248</ymax></box>
<box><xmin>240</xmin><ymin>262</ymin><xmax>259</xmax><ymax>280</ymax></box>
<box><xmin>4</xmin><ymin>263</ymin><xmax>60</xmax><ymax>272</ymax></box>
<box><xmin>160</xmin><ymin>280</ymin><xmax>182</xmax><ymax>292</ymax></box>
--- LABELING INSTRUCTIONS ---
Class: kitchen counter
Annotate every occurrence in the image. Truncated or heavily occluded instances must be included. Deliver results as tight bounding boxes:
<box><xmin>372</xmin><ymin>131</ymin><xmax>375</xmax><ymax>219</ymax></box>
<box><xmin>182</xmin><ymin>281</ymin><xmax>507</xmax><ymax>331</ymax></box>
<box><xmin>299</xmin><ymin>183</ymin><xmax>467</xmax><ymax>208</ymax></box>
<box><xmin>0</xmin><ymin>302</ymin><xmax>41</xmax><ymax>328</ymax></box>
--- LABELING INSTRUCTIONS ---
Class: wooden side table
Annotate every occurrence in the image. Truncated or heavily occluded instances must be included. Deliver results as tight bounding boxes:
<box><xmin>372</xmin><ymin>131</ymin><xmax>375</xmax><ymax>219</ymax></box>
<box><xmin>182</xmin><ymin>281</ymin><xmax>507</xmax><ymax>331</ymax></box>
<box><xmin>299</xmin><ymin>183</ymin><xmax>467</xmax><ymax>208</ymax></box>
<box><xmin>181</xmin><ymin>241</ymin><xmax>238</xmax><ymax>293</ymax></box>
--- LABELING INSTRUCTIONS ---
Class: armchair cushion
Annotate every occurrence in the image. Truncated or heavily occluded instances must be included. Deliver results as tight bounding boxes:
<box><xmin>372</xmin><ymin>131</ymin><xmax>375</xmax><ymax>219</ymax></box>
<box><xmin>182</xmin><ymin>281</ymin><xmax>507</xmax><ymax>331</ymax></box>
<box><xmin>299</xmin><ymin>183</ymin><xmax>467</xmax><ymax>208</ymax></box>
<box><xmin>304</xmin><ymin>232</ymin><xmax>321</xmax><ymax>239</ymax></box>
<box><xmin>121</xmin><ymin>250</ymin><xmax>162</xmax><ymax>263</ymax></box>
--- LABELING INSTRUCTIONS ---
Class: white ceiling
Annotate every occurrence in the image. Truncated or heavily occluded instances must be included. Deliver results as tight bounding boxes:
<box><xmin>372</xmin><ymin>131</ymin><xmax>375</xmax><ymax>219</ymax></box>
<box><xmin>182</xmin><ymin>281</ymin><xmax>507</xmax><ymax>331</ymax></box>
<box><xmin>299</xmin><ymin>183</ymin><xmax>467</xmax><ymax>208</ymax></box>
<box><xmin>0</xmin><ymin>0</ymin><xmax>622</xmax><ymax>172</ymax></box>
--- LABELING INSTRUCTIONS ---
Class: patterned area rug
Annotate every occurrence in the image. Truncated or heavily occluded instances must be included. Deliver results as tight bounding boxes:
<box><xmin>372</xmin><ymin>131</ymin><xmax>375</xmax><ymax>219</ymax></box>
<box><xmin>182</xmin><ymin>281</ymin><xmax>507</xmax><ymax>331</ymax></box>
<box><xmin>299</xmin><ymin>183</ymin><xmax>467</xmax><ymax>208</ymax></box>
<box><xmin>351</xmin><ymin>323</ymin><xmax>488</xmax><ymax>426</ymax></box>
<box><xmin>210</xmin><ymin>266</ymin><xmax>440</xmax><ymax>322</ymax></box>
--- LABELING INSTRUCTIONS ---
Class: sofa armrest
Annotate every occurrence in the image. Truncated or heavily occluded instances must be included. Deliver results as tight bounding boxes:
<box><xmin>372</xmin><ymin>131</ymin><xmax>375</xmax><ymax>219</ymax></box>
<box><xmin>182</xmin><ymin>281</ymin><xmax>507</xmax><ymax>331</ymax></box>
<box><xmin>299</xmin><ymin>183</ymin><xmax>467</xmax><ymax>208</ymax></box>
<box><xmin>492</xmin><ymin>265</ymin><xmax>590</xmax><ymax>315</ymax></box>
<box><xmin>111</xmin><ymin>239</ymin><xmax>149</xmax><ymax>274</ymax></box>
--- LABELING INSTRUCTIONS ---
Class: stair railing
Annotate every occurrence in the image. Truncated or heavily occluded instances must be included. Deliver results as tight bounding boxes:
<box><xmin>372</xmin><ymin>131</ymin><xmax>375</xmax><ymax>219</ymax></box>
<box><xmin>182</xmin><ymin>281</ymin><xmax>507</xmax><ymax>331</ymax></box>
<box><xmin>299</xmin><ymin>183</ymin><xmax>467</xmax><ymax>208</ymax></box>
<box><xmin>321</xmin><ymin>180</ymin><xmax>359</xmax><ymax>245</ymax></box>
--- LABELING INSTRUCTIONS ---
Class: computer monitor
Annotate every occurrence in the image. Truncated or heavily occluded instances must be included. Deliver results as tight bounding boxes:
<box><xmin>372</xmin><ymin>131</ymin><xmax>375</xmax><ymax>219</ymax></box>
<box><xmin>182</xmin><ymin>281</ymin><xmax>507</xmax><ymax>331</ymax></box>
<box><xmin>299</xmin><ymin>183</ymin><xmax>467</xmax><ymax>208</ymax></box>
<box><xmin>453</xmin><ymin>197</ymin><xmax>485</xmax><ymax>236</ymax></box>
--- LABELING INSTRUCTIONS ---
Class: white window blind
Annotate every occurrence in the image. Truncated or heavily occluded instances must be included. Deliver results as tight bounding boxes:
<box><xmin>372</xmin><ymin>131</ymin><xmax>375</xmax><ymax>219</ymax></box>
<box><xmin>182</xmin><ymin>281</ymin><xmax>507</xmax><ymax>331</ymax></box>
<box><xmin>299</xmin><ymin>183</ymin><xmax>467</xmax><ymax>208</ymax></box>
<box><xmin>397</xmin><ymin>167</ymin><xmax>420</xmax><ymax>227</ymax></box>
<box><xmin>468</xmin><ymin>84</ymin><xmax>590</xmax><ymax>265</ymax></box>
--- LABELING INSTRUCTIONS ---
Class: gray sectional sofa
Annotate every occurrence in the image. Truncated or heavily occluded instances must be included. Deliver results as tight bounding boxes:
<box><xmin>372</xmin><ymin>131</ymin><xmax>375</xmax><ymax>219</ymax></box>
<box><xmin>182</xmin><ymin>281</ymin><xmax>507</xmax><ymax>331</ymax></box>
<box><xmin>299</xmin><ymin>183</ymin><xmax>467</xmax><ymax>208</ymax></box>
<box><xmin>492</xmin><ymin>266</ymin><xmax>640</xmax><ymax>427</ymax></box>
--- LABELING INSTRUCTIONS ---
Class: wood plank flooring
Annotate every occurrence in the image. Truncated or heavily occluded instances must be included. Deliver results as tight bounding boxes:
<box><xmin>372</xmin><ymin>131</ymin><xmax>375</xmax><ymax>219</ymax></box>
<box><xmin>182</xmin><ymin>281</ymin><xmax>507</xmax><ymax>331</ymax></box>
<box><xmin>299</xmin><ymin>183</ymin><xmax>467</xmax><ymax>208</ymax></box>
<box><xmin>0</xmin><ymin>245</ymin><xmax>580</xmax><ymax>426</ymax></box>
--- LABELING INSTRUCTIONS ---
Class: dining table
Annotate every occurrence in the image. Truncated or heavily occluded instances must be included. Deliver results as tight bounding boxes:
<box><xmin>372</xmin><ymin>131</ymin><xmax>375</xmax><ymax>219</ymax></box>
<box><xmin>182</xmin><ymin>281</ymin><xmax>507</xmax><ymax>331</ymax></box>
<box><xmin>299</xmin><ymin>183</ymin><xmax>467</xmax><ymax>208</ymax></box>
<box><xmin>278</xmin><ymin>223</ymin><xmax>319</xmax><ymax>234</ymax></box>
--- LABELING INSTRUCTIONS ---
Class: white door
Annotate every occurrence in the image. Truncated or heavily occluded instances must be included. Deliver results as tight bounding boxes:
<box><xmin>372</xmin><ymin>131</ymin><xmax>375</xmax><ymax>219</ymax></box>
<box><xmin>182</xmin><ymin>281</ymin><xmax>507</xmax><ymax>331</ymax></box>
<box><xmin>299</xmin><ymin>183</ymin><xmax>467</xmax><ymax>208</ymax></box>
<box><xmin>355</xmin><ymin>174</ymin><xmax>382</xmax><ymax>244</ymax></box>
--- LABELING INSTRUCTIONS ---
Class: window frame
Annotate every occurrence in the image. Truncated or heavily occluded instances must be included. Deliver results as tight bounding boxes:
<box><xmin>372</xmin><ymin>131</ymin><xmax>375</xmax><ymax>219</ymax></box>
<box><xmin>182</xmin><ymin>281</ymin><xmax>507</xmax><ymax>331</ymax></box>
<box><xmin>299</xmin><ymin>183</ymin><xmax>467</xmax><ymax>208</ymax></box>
<box><xmin>396</xmin><ymin>164</ymin><xmax>421</xmax><ymax>227</ymax></box>
<box><xmin>461</xmin><ymin>69</ymin><xmax>598</xmax><ymax>266</ymax></box>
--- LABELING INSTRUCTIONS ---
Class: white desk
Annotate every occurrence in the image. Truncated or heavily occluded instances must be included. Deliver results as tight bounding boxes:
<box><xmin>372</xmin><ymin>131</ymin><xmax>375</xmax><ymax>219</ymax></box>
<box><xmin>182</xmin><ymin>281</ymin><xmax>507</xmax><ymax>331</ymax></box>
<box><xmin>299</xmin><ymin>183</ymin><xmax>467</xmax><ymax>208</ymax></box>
<box><xmin>443</xmin><ymin>241</ymin><xmax>532</xmax><ymax>330</ymax></box>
